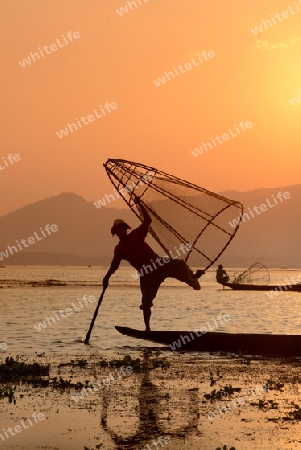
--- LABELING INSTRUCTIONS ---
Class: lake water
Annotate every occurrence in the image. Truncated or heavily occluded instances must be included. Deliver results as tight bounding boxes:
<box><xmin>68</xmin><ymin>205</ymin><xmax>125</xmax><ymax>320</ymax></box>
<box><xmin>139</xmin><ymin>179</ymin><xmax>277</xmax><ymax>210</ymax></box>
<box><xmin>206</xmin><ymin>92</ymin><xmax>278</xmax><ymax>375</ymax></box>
<box><xmin>0</xmin><ymin>266</ymin><xmax>301</xmax><ymax>354</ymax></box>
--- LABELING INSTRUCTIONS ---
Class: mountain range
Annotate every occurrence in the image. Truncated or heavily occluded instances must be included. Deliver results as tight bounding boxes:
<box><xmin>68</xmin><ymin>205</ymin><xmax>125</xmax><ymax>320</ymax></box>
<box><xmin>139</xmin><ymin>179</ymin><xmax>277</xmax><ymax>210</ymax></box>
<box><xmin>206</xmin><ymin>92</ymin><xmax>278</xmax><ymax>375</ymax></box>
<box><xmin>0</xmin><ymin>185</ymin><xmax>300</xmax><ymax>267</ymax></box>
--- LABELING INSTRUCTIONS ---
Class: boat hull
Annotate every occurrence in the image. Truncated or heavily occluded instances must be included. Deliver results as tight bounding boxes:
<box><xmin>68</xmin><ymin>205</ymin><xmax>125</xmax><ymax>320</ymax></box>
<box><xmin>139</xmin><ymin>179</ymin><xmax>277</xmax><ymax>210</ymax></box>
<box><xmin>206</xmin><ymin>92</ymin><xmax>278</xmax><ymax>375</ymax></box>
<box><xmin>220</xmin><ymin>282</ymin><xmax>301</xmax><ymax>292</ymax></box>
<box><xmin>115</xmin><ymin>326</ymin><xmax>301</xmax><ymax>356</ymax></box>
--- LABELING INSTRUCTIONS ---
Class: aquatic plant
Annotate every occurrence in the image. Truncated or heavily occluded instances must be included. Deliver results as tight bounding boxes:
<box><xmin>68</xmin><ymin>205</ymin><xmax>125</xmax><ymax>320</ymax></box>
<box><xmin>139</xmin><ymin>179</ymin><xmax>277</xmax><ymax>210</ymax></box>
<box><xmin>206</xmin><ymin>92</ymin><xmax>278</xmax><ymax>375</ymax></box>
<box><xmin>285</xmin><ymin>403</ymin><xmax>301</xmax><ymax>421</ymax></box>
<box><xmin>204</xmin><ymin>385</ymin><xmax>241</xmax><ymax>402</ymax></box>
<box><xmin>97</xmin><ymin>355</ymin><xmax>170</xmax><ymax>371</ymax></box>
<box><xmin>0</xmin><ymin>357</ymin><xmax>49</xmax><ymax>382</ymax></box>
<box><xmin>265</xmin><ymin>378</ymin><xmax>284</xmax><ymax>392</ymax></box>
<box><xmin>0</xmin><ymin>385</ymin><xmax>16</xmax><ymax>404</ymax></box>
<box><xmin>216</xmin><ymin>446</ymin><xmax>236</xmax><ymax>450</ymax></box>
<box><xmin>84</xmin><ymin>444</ymin><xmax>103</xmax><ymax>450</ymax></box>
<box><xmin>210</xmin><ymin>370</ymin><xmax>222</xmax><ymax>386</ymax></box>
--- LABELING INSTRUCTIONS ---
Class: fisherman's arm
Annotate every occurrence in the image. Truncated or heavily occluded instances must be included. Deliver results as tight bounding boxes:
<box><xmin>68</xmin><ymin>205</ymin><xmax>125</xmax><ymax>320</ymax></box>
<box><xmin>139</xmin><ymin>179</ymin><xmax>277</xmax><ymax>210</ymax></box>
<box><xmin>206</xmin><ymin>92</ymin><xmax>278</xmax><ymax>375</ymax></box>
<box><xmin>103</xmin><ymin>253</ymin><xmax>121</xmax><ymax>288</ymax></box>
<box><xmin>134</xmin><ymin>195</ymin><xmax>151</xmax><ymax>225</ymax></box>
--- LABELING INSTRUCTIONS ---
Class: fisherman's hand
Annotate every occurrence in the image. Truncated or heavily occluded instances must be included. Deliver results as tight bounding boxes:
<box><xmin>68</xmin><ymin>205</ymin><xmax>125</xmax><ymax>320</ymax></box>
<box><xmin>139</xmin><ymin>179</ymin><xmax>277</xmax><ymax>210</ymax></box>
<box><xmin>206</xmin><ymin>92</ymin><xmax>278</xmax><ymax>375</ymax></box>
<box><xmin>103</xmin><ymin>275</ymin><xmax>109</xmax><ymax>289</ymax></box>
<box><xmin>133</xmin><ymin>194</ymin><xmax>141</xmax><ymax>205</ymax></box>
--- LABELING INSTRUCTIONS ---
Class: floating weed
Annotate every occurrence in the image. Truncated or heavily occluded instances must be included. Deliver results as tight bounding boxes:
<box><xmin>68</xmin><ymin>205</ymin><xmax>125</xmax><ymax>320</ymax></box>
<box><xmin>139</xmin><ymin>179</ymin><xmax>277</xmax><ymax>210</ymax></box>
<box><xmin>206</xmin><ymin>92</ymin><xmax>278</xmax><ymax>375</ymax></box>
<box><xmin>96</xmin><ymin>355</ymin><xmax>170</xmax><ymax>371</ymax></box>
<box><xmin>0</xmin><ymin>385</ymin><xmax>17</xmax><ymax>404</ymax></box>
<box><xmin>210</xmin><ymin>370</ymin><xmax>222</xmax><ymax>386</ymax></box>
<box><xmin>58</xmin><ymin>359</ymin><xmax>88</xmax><ymax>368</ymax></box>
<box><xmin>251</xmin><ymin>399</ymin><xmax>279</xmax><ymax>410</ymax></box>
<box><xmin>204</xmin><ymin>385</ymin><xmax>241</xmax><ymax>402</ymax></box>
<box><xmin>84</xmin><ymin>445</ymin><xmax>103</xmax><ymax>450</ymax></box>
<box><xmin>266</xmin><ymin>379</ymin><xmax>284</xmax><ymax>392</ymax></box>
<box><xmin>216</xmin><ymin>446</ymin><xmax>236</xmax><ymax>450</ymax></box>
<box><xmin>284</xmin><ymin>403</ymin><xmax>301</xmax><ymax>421</ymax></box>
<box><xmin>0</xmin><ymin>357</ymin><xmax>49</xmax><ymax>382</ymax></box>
<box><xmin>51</xmin><ymin>377</ymin><xmax>84</xmax><ymax>390</ymax></box>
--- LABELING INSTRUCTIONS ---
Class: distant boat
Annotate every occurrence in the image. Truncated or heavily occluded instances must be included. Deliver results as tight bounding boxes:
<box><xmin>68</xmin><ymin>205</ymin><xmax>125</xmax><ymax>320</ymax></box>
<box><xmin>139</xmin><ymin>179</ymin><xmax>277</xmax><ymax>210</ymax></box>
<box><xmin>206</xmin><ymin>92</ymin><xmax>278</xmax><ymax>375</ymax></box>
<box><xmin>219</xmin><ymin>281</ymin><xmax>301</xmax><ymax>292</ymax></box>
<box><xmin>217</xmin><ymin>262</ymin><xmax>301</xmax><ymax>292</ymax></box>
<box><xmin>116</xmin><ymin>326</ymin><xmax>301</xmax><ymax>356</ymax></box>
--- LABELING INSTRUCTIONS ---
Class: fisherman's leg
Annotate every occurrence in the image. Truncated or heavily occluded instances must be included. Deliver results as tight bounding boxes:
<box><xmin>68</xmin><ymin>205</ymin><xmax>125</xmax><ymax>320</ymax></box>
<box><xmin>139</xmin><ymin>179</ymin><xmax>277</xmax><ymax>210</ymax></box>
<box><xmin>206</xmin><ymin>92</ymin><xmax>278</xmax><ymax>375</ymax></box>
<box><xmin>165</xmin><ymin>259</ymin><xmax>201</xmax><ymax>290</ymax></box>
<box><xmin>143</xmin><ymin>308</ymin><xmax>151</xmax><ymax>332</ymax></box>
<box><xmin>139</xmin><ymin>273</ymin><xmax>162</xmax><ymax>331</ymax></box>
<box><xmin>140</xmin><ymin>299</ymin><xmax>154</xmax><ymax>331</ymax></box>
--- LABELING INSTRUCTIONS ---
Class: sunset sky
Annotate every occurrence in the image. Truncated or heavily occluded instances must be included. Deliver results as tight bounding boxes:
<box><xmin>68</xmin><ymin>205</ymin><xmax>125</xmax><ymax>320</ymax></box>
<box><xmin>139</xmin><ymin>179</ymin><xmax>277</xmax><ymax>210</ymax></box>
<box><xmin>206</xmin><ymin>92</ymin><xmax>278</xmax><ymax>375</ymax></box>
<box><xmin>2</xmin><ymin>0</ymin><xmax>301</xmax><ymax>216</ymax></box>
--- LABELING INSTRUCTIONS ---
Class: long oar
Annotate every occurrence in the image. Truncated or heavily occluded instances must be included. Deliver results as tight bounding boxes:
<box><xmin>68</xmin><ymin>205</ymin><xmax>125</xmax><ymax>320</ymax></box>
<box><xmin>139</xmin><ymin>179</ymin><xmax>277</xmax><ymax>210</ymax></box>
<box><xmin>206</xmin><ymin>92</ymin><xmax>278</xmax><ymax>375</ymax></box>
<box><xmin>84</xmin><ymin>286</ymin><xmax>107</xmax><ymax>344</ymax></box>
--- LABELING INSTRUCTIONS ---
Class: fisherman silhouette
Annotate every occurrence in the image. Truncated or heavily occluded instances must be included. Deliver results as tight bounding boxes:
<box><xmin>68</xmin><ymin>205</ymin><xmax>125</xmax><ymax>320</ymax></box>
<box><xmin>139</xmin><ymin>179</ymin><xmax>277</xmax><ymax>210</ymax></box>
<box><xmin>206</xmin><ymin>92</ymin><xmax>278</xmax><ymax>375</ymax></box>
<box><xmin>216</xmin><ymin>264</ymin><xmax>229</xmax><ymax>287</ymax></box>
<box><xmin>103</xmin><ymin>195</ymin><xmax>202</xmax><ymax>331</ymax></box>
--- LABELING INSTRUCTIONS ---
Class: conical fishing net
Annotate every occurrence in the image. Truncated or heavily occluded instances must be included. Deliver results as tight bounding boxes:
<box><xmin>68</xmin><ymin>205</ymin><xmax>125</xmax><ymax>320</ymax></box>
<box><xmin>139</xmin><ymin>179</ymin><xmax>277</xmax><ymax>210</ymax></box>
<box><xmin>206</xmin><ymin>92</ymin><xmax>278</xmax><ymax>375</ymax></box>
<box><xmin>231</xmin><ymin>262</ymin><xmax>270</xmax><ymax>285</ymax></box>
<box><xmin>104</xmin><ymin>159</ymin><xmax>243</xmax><ymax>271</ymax></box>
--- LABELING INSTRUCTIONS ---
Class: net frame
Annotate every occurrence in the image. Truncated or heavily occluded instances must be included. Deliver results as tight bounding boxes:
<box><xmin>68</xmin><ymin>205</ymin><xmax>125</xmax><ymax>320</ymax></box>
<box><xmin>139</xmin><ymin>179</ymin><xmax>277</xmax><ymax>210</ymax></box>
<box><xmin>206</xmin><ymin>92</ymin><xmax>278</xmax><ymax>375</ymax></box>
<box><xmin>104</xmin><ymin>159</ymin><xmax>243</xmax><ymax>272</ymax></box>
<box><xmin>231</xmin><ymin>262</ymin><xmax>270</xmax><ymax>285</ymax></box>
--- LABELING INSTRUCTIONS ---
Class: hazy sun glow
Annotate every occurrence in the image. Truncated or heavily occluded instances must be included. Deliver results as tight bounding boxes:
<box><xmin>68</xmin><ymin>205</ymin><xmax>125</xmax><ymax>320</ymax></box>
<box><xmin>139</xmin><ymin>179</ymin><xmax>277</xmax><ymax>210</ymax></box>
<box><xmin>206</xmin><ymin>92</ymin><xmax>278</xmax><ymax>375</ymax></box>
<box><xmin>1</xmin><ymin>0</ymin><xmax>301</xmax><ymax>216</ymax></box>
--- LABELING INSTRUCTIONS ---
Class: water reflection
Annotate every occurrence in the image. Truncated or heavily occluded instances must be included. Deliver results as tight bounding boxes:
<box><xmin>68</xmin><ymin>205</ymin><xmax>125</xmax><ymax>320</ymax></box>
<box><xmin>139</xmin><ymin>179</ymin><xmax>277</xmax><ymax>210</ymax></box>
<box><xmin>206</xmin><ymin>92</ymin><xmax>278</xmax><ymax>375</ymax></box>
<box><xmin>100</xmin><ymin>350</ymin><xmax>200</xmax><ymax>448</ymax></box>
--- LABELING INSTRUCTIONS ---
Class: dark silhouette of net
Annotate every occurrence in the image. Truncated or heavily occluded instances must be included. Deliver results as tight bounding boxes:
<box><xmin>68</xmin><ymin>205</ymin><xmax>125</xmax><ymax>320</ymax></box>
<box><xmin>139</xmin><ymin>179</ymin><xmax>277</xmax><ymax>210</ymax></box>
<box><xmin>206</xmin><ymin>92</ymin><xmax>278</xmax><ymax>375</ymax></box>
<box><xmin>104</xmin><ymin>159</ymin><xmax>243</xmax><ymax>271</ymax></box>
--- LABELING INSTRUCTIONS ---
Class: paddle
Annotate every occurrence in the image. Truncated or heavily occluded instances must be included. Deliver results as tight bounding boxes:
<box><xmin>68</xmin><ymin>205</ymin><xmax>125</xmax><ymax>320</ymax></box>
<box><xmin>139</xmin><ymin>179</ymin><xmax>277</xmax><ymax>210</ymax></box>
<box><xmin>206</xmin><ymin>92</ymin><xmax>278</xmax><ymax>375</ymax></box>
<box><xmin>84</xmin><ymin>286</ymin><xmax>107</xmax><ymax>344</ymax></box>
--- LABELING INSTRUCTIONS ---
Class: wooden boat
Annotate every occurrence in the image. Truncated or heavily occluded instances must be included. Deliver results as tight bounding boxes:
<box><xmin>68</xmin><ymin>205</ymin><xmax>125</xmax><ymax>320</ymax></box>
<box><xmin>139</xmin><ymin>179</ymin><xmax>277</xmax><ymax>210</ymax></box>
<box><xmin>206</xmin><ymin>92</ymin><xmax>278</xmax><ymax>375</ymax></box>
<box><xmin>217</xmin><ymin>263</ymin><xmax>301</xmax><ymax>292</ymax></box>
<box><xmin>115</xmin><ymin>326</ymin><xmax>301</xmax><ymax>356</ymax></box>
<box><xmin>218</xmin><ymin>281</ymin><xmax>301</xmax><ymax>292</ymax></box>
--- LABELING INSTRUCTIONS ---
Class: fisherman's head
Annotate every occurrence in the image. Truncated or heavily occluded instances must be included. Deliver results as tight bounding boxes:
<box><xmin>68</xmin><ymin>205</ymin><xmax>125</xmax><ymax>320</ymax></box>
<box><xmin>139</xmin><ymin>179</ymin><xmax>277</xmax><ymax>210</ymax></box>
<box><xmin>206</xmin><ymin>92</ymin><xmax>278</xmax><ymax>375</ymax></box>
<box><xmin>111</xmin><ymin>219</ymin><xmax>131</xmax><ymax>238</ymax></box>
<box><xmin>218</xmin><ymin>264</ymin><xmax>223</xmax><ymax>268</ymax></box>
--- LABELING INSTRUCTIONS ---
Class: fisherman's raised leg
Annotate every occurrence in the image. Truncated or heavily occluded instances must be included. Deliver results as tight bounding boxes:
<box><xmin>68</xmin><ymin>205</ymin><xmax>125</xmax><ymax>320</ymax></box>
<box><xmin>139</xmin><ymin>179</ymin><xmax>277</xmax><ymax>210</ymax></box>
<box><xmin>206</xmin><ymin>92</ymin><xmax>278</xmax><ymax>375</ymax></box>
<box><xmin>164</xmin><ymin>259</ymin><xmax>201</xmax><ymax>290</ymax></box>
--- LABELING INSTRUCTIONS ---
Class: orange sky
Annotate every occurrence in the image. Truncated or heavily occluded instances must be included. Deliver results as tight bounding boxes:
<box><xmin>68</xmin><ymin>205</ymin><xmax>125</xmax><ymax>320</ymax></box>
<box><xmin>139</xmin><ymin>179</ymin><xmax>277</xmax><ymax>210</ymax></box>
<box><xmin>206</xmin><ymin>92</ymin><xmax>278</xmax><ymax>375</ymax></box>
<box><xmin>1</xmin><ymin>0</ymin><xmax>301</xmax><ymax>216</ymax></box>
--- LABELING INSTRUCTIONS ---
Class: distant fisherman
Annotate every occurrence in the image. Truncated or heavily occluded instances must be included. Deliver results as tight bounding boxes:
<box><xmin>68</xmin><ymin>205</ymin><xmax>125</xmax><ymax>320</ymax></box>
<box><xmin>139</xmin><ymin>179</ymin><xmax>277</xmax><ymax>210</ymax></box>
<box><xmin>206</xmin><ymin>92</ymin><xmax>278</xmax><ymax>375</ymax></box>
<box><xmin>103</xmin><ymin>195</ymin><xmax>202</xmax><ymax>331</ymax></box>
<box><xmin>216</xmin><ymin>264</ymin><xmax>229</xmax><ymax>288</ymax></box>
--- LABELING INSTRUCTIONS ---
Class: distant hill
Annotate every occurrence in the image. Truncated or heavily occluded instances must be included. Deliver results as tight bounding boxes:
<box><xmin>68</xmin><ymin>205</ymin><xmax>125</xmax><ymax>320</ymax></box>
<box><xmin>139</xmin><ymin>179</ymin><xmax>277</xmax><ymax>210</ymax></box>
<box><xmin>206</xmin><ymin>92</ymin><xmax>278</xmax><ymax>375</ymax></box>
<box><xmin>0</xmin><ymin>192</ymin><xmax>134</xmax><ymax>266</ymax></box>
<box><xmin>0</xmin><ymin>186</ymin><xmax>300</xmax><ymax>267</ymax></box>
<box><xmin>219</xmin><ymin>184</ymin><xmax>301</xmax><ymax>267</ymax></box>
